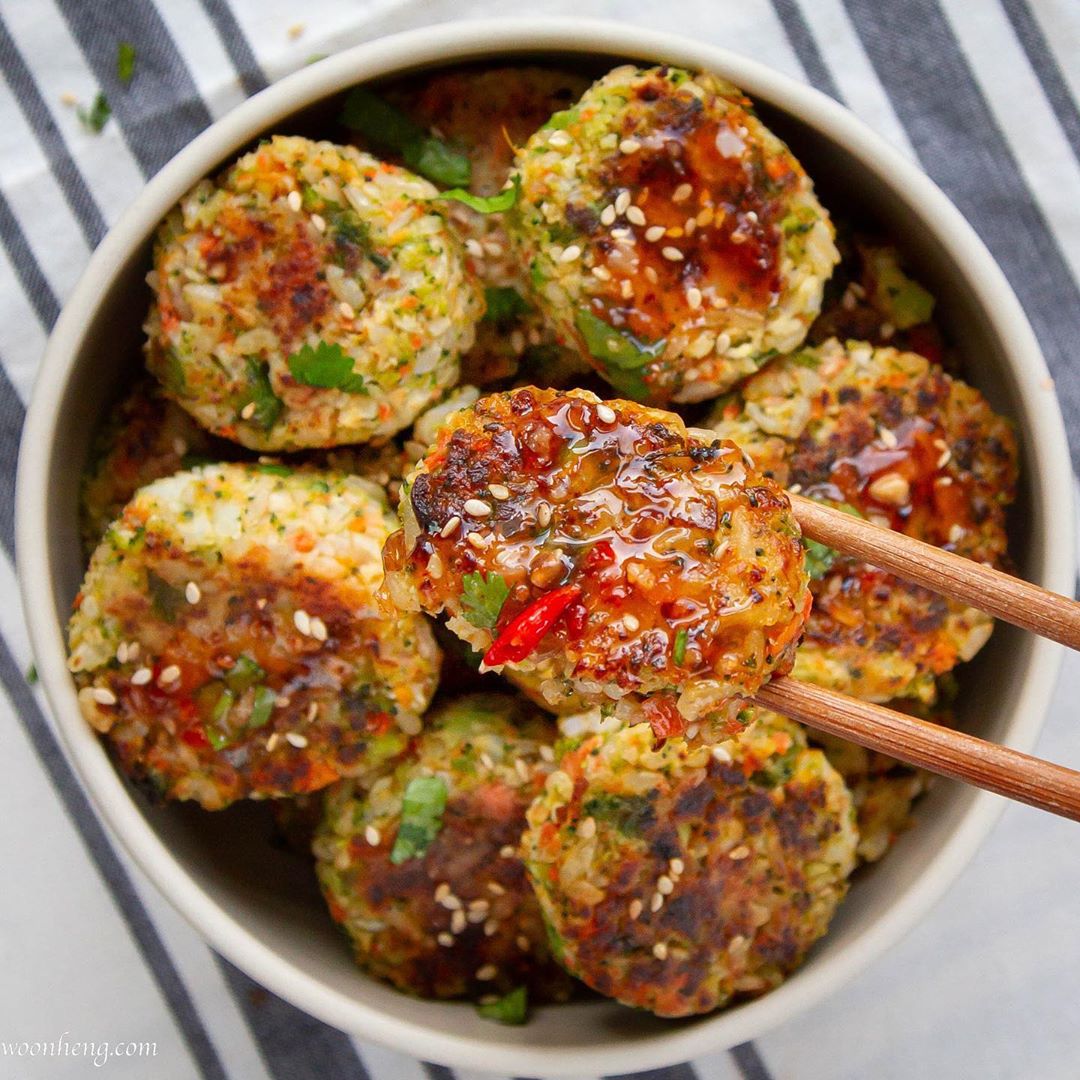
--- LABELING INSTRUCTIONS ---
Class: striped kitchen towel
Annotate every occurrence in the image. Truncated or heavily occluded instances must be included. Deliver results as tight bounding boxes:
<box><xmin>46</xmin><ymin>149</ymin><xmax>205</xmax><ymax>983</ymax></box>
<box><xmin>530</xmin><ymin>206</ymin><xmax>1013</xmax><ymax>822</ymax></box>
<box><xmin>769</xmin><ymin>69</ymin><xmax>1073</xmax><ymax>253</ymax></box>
<box><xmin>1</xmin><ymin>2</ymin><xmax>1079</xmax><ymax>1078</ymax></box>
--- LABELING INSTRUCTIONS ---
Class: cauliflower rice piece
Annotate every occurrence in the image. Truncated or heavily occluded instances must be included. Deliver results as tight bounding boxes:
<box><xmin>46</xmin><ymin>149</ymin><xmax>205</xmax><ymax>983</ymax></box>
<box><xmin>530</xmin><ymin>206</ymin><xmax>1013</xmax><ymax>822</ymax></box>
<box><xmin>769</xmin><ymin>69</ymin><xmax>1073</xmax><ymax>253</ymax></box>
<box><xmin>68</xmin><ymin>463</ymin><xmax>440</xmax><ymax>809</ymax></box>
<box><xmin>509</xmin><ymin>65</ymin><xmax>838</xmax><ymax>405</ymax></box>
<box><xmin>145</xmin><ymin>135</ymin><xmax>483</xmax><ymax>450</ymax></box>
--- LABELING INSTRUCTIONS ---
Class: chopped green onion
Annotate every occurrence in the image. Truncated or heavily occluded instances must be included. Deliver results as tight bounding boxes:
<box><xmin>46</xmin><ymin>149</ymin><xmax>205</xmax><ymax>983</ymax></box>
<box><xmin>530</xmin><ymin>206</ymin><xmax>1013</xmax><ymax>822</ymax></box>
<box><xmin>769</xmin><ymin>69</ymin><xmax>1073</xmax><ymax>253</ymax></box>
<box><xmin>477</xmin><ymin>986</ymin><xmax>528</xmax><ymax>1025</ymax></box>
<box><xmin>673</xmin><ymin>629</ymin><xmax>688</xmax><ymax>665</ymax></box>
<box><xmin>436</xmin><ymin>176</ymin><xmax>519</xmax><ymax>214</ymax></box>
<box><xmin>117</xmin><ymin>42</ymin><xmax>136</xmax><ymax>85</ymax></box>
<box><xmin>390</xmin><ymin>776</ymin><xmax>448</xmax><ymax>864</ymax></box>
<box><xmin>225</xmin><ymin>655</ymin><xmax>265</xmax><ymax>694</ymax></box>
<box><xmin>212</xmin><ymin>688</ymin><xmax>235</xmax><ymax>725</ymax></box>
<box><xmin>78</xmin><ymin>92</ymin><xmax>111</xmax><ymax>133</ymax></box>
<box><xmin>249</xmin><ymin>685</ymin><xmax>276</xmax><ymax>729</ymax></box>
<box><xmin>256</xmin><ymin>462</ymin><xmax>292</xmax><ymax>477</ymax></box>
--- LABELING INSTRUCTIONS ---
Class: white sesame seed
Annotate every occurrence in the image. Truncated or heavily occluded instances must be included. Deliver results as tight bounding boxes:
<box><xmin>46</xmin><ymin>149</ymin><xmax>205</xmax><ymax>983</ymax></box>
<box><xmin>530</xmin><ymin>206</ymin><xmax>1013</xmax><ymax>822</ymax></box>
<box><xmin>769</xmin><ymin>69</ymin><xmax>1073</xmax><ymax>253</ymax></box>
<box><xmin>464</xmin><ymin>498</ymin><xmax>493</xmax><ymax>517</ymax></box>
<box><xmin>669</xmin><ymin>857</ymin><xmax>685</xmax><ymax>876</ymax></box>
<box><xmin>620</xmin><ymin>279</ymin><xmax>633</xmax><ymax>299</ymax></box>
<box><xmin>516</xmin><ymin>934</ymin><xmax>530</xmax><ymax>951</ymax></box>
<box><xmin>653</xmin><ymin>942</ymin><xmax>669</xmax><ymax>960</ymax></box>
<box><xmin>672</xmin><ymin>182</ymin><xmax>693</xmax><ymax>203</ymax></box>
<box><xmin>338</xmin><ymin>301</ymin><xmax>356</xmax><ymax>320</ymax></box>
<box><xmin>310</xmin><ymin>617</ymin><xmax>328</xmax><ymax>642</ymax></box>
<box><xmin>610</xmin><ymin>226</ymin><xmax>632</xmax><ymax>240</ymax></box>
<box><xmin>465</xmin><ymin>238</ymin><xmax>484</xmax><ymax>258</ymax></box>
<box><xmin>615</xmin><ymin>190</ymin><xmax>632</xmax><ymax>215</ymax></box>
<box><xmin>657</xmin><ymin>874</ymin><xmax>674</xmax><ymax>895</ymax></box>
<box><xmin>868</xmin><ymin>472</ymin><xmax>910</xmax><ymax>507</ymax></box>
<box><xmin>949</xmin><ymin>523</ymin><xmax>965</xmax><ymax>543</ymax></box>
<box><xmin>467</xmin><ymin>907</ymin><xmax>487</xmax><ymax>925</ymax></box>
<box><xmin>185</xmin><ymin>581</ymin><xmax>201</xmax><ymax>604</ymax></box>
<box><xmin>880</xmin><ymin>321</ymin><xmax>896</xmax><ymax>340</ymax></box>
<box><xmin>451</xmin><ymin>910</ymin><xmax>467</xmax><ymax>934</ymax></box>
<box><xmin>644</xmin><ymin>225</ymin><xmax>666</xmax><ymax>242</ymax></box>
<box><xmin>548</xmin><ymin>129</ymin><xmax>572</xmax><ymax>147</ymax></box>
<box><xmin>131</xmin><ymin>667</ymin><xmax>152</xmax><ymax>686</ymax></box>
<box><xmin>878</xmin><ymin>426</ymin><xmax>898</xmax><ymax>449</ymax></box>
<box><xmin>489</xmin><ymin>483</ymin><xmax>510</xmax><ymax>500</ymax></box>
<box><xmin>651</xmin><ymin>891</ymin><xmax>664</xmax><ymax>912</ymax></box>
<box><xmin>240</xmin><ymin>402</ymin><xmax>256</xmax><ymax>420</ymax></box>
<box><xmin>514</xmin><ymin>758</ymin><xmax>530</xmax><ymax>781</ymax></box>
<box><xmin>536</xmin><ymin>503</ymin><xmax>552</xmax><ymax>528</ymax></box>
<box><xmin>619</xmin><ymin>138</ymin><xmax>641</xmax><ymax>154</ymax></box>
<box><xmin>937</xmin><ymin>448</ymin><xmax>952</xmax><ymax>468</ymax></box>
<box><xmin>715</xmin><ymin>331</ymin><xmax>732</xmax><ymax>354</ymax></box>
<box><xmin>629</xmin><ymin>898</ymin><xmax>643</xmax><ymax>920</ymax></box>
<box><xmin>440</xmin><ymin>515</ymin><xmax>461</xmax><ymax>538</ymax></box>
<box><xmin>466</xmin><ymin>532</ymin><xmax>489</xmax><ymax>550</ymax></box>
<box><xmin>311</xmin><ymin>213</ymin><xmax>326</xmax><ymax>233</ymax></box>
<box><xmin>437</xmin><ymin>932</ymin><xmax>454</xmax><ymax>947</ymax></box>
<box><xmin>364</xmin><ymin>825</ymin><xmax>381</xmax><ymax>846</ymax></box>
<box><xmin>286</xmin><ymin>732</ymin><xmax>309</xmax><ymax>748</ymax></box>
<box><xmin>306</xmin><ymin>701</ymin><xmax>319</xmax><ymax>723</ymax></box>
<box><xmin>287</xmin><ymin>190</ymin><xmax>302</xmax><ymax>212</ymax></box>
<box><xmin>623</xmin><ymin>614</ymin><xmax>640</xmax><ymax>632</ymax></box>
<box><xmin>686</xmin><ymin>286</ymin><xmax>703</xmax><ymax>310</ymax></box>
<box><xmin>435</xmin><ymin>883</ymin><xmax>451</xmax><ymax>901</ymax></box>
<box><xmin>591</xmin><ymin>265</ymin><xmax>612</xmax><ymax>281</ymax></box>
<box><xmin>476</xmin><ymin>964</ymin><xmax>498</xmax><ymax>981</ymax></box>
<box><xmin>600</xmin><ymin>204</ymin><xmax>617</xmax><ymax>227</ymax></box>
<box><xmin>539</xmin><ymin>745</ymin><xmax>555</xmax><ymax>762</ymax></box>
<box><xmin>468</xmin><ymin>898</ymin><xmax>490</xmax><ymax>914</ymax></box>
<box><xmin>484</xmin><ymin>919</ymin><xmax>499</xmax><ymax>936</ymax></box>
<box><xmin>596</xmin><ymin>404</ymin><xmax>616</xmax><ymax>424</ymax></box>
<box><xmin>480</xmin><ymin>752</ymin><xmax>495</xmax><ymax>772</ymax></box>
<box><xmin>560</xmin><ymin>245</ymin><xmax>582</xmax><ymax>263</ymax></box>
<box><xmin>644</xmin><ymin>265</ymin><xmax>659</xmax><ymax>284</ymax></box>
<box><xmin>685</xmin><ymin>217</ymin><xmax>697</xmax><ymax>235</ymax></box>
<box><xmin>487</xmin><ymin>881</ymin><xmax>506</xmax><ymax>896</ymax></box>
<box><xmin>626</xmin><ymin>205</ymin><xmax>646</xmax><ymax>226</ymax></box>
<box><xmin>483</xmin><ymin>240</ymin><xmax>504</xmax><ymax>257</ymax></box>
<box><xmin>293</xmin><ymin>609</ymin><xmax>312</xmax><ymax>636</ymax></box>
<box><xmin>712</xmin><ymin>744</ymin><xmax>733</xmax><ymax>764</ymax></box>
<box><xmin>92</xmin><ymin>687</ymin><xmax>117</xmax><ymax>706</ymax></box>
<box><xmin>500</xmin><ymin>845</ymin><xmax>516</xmax><ymax>858</ymax></box>
<box><xmin>729</xmin><ymin>844</ymin><xmax>751</xmax><ymax>861</ymax></box>
<box><xmin>159</xmin><ymin>665</ymin><xmax>181</xmax><ymax>685</ymax></box>
<box><xmin>661</xmin><ymin>246</ymin><xmax>684</xmax><ymax>261</ymax></box>
<box><xmin>579</xmin><ymin>816</ymin><xmax>597</xmax><ymax>839</ymax></box>
<box><xmin>266</xmin><ymin>733</ymin><xmax>281</xmax><ymax>751</ymax></box>
<box><xmin>116</xmin><ymin>642</ymin><xmax>129</xmax><ymax>665</ymax></box>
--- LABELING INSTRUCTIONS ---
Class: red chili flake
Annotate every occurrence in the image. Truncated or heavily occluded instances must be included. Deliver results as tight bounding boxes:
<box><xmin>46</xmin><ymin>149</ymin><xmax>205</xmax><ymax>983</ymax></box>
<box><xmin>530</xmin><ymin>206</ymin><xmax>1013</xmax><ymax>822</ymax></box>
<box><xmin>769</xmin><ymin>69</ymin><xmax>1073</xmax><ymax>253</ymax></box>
<box><xmin>483</xmin><ymin>583</ymin><xmax>582</xmax><ymax>667</ymax></box>
<box><xmin>562</xmin><ymin>600</ymin><xmax>588</xmax><ymax>640</ymax></box>
<box><xmin>180</xmin><ymin>726</ymin><xmax>210</xmax><ymax>750</ymax></box>
<box><xmin>585</xmin><ymin>539</ymin><xmax>616</xmax><ymax>569</ymax></box>
<box><xmin>642</xmin><ymin>694</ymin><xmax>687</xmax><ymax>742</ymax></box>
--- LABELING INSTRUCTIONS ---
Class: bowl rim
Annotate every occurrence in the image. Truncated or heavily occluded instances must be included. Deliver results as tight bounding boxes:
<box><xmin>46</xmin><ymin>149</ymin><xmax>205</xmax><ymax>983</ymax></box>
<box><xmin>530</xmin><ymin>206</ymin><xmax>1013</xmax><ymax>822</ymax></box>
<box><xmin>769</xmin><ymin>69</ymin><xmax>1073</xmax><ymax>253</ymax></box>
<box><xmin>16</xmin><ymin>16</ymin><xmax>1076</xmax><ymax>1076</ymax></box>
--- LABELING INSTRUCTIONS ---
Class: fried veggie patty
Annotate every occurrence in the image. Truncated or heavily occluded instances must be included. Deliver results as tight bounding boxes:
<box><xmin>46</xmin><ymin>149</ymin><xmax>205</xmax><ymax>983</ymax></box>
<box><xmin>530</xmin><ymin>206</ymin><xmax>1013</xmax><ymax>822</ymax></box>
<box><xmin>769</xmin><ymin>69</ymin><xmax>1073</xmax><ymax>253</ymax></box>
<box><xmin>145</xmin><ymin>135</ymin><xmax>483</xmax><ymax>450</ymax></box>
<box><xmin>313</xmin><ymin>693</ymin><xmax>574</xmax><ymax>1002</ymax></box>
<box><xmin>509</xmin><ymin>65</ymin><xmax>838</xmax><ymax>404</ymax></box>
<box><xmin>523</xmin><ymin>712</ymin><xmax>857</xmax><ymax>1016</ymax></box>
<box><xmin>707</xmin><ymin>338</ymin><xmax>1017</xmax><ymax>703</ymax></box>
<box><xmin>382</xmin><ymin>386</ymin><xmax>810</xmax><ymax>739</ymax></box>
<box><xmin>68</xmin><ymin>463</ymin><xmax>440</xmax><ymax>809</ymax></box>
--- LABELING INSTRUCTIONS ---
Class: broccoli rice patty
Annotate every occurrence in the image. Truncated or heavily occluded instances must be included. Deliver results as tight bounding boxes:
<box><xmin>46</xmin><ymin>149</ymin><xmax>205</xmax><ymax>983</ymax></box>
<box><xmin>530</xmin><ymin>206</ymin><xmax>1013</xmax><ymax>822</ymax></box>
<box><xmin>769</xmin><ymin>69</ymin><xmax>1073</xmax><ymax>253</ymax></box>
<box><xmin>707</xmin><ymin>338</ymin><xmax>1017</xmax><ymax>703</ymax></box>
<box><xmin>68</xmin><ymin>463</ymin><xmax>440</xmax><ymax>809</ymax></box>
<box><xmin>382</xmin><ymin>386</ymin><xmax>810</xmax><ymax>740</ymax></box>
<box><xmin>523</xmin><ymin>712</ymin><xmax>856</xmax><ymax>1016</ymax></box>
<box><xmin>313</xmin><ymin>693</ymin><xmax>575</xmax><ymax>1003</ymax></box>
<box><xmin>145</xmin><ymin>135</ymin><xmax>483</xmax><ymax>450</ymax></box>
<box><xmin>509</xmin><ymin>65</ymin><xmax>838</xmax><ymax>405</ymax></box>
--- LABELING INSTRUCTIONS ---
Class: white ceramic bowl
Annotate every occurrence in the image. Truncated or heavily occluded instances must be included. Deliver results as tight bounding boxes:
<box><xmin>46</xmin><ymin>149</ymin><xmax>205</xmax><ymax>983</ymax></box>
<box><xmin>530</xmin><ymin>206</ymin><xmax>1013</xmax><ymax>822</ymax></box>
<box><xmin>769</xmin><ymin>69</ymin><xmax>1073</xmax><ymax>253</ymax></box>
<box><xmin>16</xmin><ymin>18</ymin><xmax>1075</xmax><ymax>1076</ymax></box>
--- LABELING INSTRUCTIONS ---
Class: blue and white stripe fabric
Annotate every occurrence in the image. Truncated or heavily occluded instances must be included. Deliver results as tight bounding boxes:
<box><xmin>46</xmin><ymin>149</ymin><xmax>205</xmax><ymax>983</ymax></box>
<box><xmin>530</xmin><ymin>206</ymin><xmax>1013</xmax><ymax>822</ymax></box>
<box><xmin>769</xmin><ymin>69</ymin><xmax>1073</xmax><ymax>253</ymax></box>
<box><xmin>2</xmin><ymin>2</ymin><xmax>1079</xmax><ymax>1077</ymax></box>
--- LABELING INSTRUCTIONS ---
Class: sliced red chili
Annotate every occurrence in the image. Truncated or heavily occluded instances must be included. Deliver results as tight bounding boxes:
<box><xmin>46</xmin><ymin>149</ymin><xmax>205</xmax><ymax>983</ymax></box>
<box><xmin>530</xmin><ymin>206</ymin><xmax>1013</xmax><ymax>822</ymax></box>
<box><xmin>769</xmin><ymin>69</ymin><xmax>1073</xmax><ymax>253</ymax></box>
<box><xmin>642</xmin><ymin>693</ymin><xmax>688</xmax><ymax>742</ymax></box>
<box><xmin>483</xmin><ymin>583</ymin><xmax>582</xmax><ymax>667</ymax></box>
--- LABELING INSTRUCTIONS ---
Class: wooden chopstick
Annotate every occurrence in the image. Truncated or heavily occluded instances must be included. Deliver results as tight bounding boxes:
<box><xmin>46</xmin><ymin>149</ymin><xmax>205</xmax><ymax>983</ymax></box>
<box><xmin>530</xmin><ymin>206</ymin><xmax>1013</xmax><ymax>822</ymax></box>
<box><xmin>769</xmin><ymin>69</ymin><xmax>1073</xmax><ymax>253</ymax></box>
<box><xmin>754</xmin><ymin>677</ymin><xmax>1080</xmax><ymax>823</ymax></box>
<box><xmin>789</xmin><ymin>492</ymin><xmax>1080</xmax><ymax>652</ymax></box>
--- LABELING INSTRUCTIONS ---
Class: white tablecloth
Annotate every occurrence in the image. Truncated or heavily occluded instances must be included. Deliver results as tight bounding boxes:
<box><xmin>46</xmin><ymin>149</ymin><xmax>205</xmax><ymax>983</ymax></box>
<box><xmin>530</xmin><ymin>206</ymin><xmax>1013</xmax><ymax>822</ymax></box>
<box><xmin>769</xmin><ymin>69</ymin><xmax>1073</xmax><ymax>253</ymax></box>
<box><xmin>2</xmin><ymin>1</ymin><xmax>1079</xmax><ymax>1077</ymax></box>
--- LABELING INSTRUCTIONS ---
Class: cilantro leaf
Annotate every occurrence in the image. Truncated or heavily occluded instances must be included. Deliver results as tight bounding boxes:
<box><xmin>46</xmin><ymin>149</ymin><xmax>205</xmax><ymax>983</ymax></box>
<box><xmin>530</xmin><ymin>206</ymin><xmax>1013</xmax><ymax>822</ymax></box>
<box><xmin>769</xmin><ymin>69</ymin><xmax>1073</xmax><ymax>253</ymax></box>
<box><xmin>477</xmin><ymin>986</ymin><xmax>528</xmax><ymax>1025</ymax></box>
<box><xmin>78</xmin><ymin>92</ymin><xmax>111</xmax><ymax>133</ymax></box>
<box><xmin>256</xmin><ymin>462</ymin><xmax>292</xmax><ymax>477</ymax></box>
<box><xmin>483</xmin><ymin>286</ymin><xmax>531</xmax><ymax>326</ymax></box>
<box><xmin>117</xmin><ymin>42</ymin><xmax>136</xmax><ymax>85</ymax></box>
<box><xmin>460</xmin><ymin>571</ymin><xmax>510</xmax><ymax>629</ymax></box>
<box><xmin>146</xmin><ymin>570</ymin><xmax>183</xmax><ymax>623</ymax></box>
<box><xmin>390</xmin><ymin>776</ymin><xmax>448</xmax><ymax>864</ymax></box>
<box><xmin>574</xmin><ymin>307</ymin><xmax>664</xmax><ymax>400</ymax></box>
<box><xmin>436</xmin><ymin>176</ymin><xmax>519</xmax><ymax>214</ymax></box>
<box><xmin>287</xmin><ymin>341</ymin><xmax>366</xmax><ymax>394</ymax></box>
<box><xmin>340</xmin><ymin>87</ymin><xmax>471</xmax><ymax>187</ymax></box>
<box><xmin>241</xmin><ymin>358</ymin><xmax>283</xmax><ymax>430</ymax></box>
<box><xmin>581</xmin><ymin>792</ymin><xmax>655</xmax><ymax>837</ymax></box>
